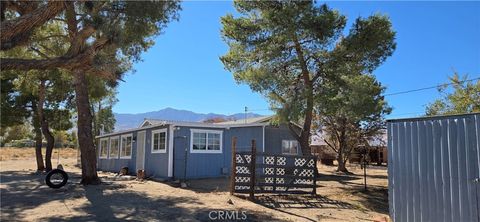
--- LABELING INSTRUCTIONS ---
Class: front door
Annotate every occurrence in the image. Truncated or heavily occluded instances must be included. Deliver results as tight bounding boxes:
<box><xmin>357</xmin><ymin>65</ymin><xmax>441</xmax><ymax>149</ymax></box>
<box><xmin>174</xmin><ymin>136</ymin><xmax>188</xmax><ymax>180</ymax></box>
<box><xmin>136</xmin><ymin>131</ymin><xmax>146</xmax><ymax>172</ymax></box>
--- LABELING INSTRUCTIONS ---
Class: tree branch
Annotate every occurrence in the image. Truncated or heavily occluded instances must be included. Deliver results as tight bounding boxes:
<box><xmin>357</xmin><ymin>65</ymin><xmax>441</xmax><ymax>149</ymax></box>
<box><xmin>65</xmin><ymin>1</ymin><xmax>78</xmax><ymax>39</ymax></box>
<box><xmin>323</xmin><ymin>139</ymin><xmax>338</xmax><ymax>153</ymax></box>
<box><xmin>35</xmin><ymin>34</ymin><xmax>69</xmax><ymax>42</ymax></box>
<box><xmin>0</xmin><ymin>1</ymin><xmax>66</xmax><ymax>51</ymax></box>
<box><xmin>1</xmin><ymin>37</ymin><xmax>110</xmax><ymax>71</ymax></box>
<box><xmin>29</xmin><ymin>47</ymin><xmax>50</xmax><ymax>59</ymax></box>
<box><xmin>65</xmin><ymin>26</ymin><xmax>96</xmax><ymax>57</ymax></box>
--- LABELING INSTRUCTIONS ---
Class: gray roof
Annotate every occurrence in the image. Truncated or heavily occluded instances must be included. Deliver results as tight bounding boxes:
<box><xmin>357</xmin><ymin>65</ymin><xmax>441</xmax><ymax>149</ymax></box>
<box><xmin>140</xmin><ymin>118</ymin><xmax>271</xmax><ymax>128</ymax></box>
<box><xmin>214</xmin><ymin>116</ymin><xmax>273</xmax><ymax>125</ymax></box>
<box><xmin>96</xmin><ymin>117</ymin><xmax>270</xmax><ymax>139</ymax></box>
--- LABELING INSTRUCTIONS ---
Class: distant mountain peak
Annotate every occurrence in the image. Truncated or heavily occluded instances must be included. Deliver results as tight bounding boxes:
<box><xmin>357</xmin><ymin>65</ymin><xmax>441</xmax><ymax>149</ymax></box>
<box><xmin>114</xmin><ymin>108</ymin><xmax>264</xmax><ymax>130</ymax></box>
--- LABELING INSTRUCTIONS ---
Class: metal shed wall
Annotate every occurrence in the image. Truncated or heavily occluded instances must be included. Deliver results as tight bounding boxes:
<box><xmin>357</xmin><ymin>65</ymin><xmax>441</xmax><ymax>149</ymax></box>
<box><xmin>387</xmin><ymin>113</ymin><xmax>480</xmax><ymax>222</ymax></box>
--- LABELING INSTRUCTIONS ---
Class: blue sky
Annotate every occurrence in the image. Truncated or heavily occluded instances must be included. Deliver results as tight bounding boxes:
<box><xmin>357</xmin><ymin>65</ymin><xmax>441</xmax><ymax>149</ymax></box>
<box><xmin>113</xmin><ymin>1</ymin><xmax>480</xmax><ymax>118</ymax></box>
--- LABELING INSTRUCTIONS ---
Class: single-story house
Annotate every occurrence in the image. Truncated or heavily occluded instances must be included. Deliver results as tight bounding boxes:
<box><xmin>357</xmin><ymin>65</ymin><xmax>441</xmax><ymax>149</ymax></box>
<box><xmin>95</xmin><ymin>116</ymin><xmax>302</xmax><ymax>180</ymax></box>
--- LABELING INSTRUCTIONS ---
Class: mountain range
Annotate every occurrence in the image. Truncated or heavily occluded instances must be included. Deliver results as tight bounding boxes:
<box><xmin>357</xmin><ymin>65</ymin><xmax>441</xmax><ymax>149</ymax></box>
<box><xmin>114</xmin><ymin>107</ymin><xmax>263</xmax><ymax>130</ymax></box>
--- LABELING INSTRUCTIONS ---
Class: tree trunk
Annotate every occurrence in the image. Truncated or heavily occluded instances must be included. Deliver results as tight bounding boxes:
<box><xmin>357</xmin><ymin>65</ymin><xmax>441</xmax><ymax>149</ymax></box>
<box><xmin>31</xmin><ymin>100</ymin><xmax>45</xmax><ymax>172</ymax></box>
<box><xmin>337</xmin><ymin>155</ymin><xmax>348</xmax><ymax>172</ymax></box>
<box><xmin>292</xmin><ymin>35</ymin><xmax>313</xmax><ymax>156</ymax></box>
<box><xmin>299</xmin><ymin>92</ymin><xmax>313</xmax><ymax>156</ymax></box>
<box><xmin>336</xmin><ymin>118</ymin><xmax>349</xmax><ymax>173</ymax></box>
<box><xmin>73</xmin><ymin>70</ymin><xmax>100</xmax><ymax>185</ymax></box>
<box><xmin>91</xmin><ymin>102</ymin><xmax>98</xmax><ymax>137</ymax></box>
<box><xmin>37</xmin><ymin>79</ymin><xmax>55</xmax><ymax>171</ymax></box>
<box><xmin>42</xmin><ymin>120</ymin><xmax>54</xmax><ymax>172</ymax></box>
<box><xmin>336</xmin><ymin>143</ymin><xmax>348</xmax><ymax>172</ymax></box>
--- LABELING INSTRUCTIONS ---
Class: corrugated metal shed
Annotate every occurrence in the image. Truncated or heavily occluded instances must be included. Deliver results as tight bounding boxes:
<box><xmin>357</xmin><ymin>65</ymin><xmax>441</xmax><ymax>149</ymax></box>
<box><xmin>387</xmin><ymin>113</ymin><xmax>480</xmax><ymax>222</ymax></box>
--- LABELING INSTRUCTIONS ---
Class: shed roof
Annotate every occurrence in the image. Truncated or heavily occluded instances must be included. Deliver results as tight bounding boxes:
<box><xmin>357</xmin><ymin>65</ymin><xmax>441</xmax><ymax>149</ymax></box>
<box><xmin>386</xmin><ymin>112</ymin><xmax>479</xmax><ymax>123</ymax></box>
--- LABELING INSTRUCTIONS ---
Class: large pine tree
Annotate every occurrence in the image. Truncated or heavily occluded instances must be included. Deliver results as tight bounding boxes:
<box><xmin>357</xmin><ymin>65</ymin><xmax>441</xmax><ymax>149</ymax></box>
<box><xmin>221</xmin><ymin>1</ymin><xmax>396</xmax><ymax>155</ymax></box>
<box><xmin>1</xmin><ymin>1</ymin><xmax>180</xmax><ymax>184</ymax></box>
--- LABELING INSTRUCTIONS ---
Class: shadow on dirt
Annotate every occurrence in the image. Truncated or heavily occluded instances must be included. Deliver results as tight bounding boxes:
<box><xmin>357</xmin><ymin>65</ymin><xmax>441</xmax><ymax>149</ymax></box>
<box><xmin>252</xmin><ymin>194</ymin><xmax>355</xmax><ymax>222</ymax></box>
<box><xmin>0</xmin><ymin>170</ymin><xmax>283</xmax><ymax>221</ymax></box>
<box><xmin>0</xmin><ymin>170</ymin><xmax>84</xmax><ymax>220</ymax></box>
<box><xmin>346</xmin><ymin>187</ymin><xmax>389</xmax><ymax>215</ymax></box>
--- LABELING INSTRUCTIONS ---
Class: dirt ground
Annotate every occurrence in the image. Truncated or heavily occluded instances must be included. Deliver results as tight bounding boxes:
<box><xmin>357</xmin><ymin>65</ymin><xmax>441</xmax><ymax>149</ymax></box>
<box><xmin>0</xmin><ymin>149</ymin><xmax>389</xmax><ymax>221</ymax></box>
<box><xmin>0</xmin><ymin>147</ymin><xmax>78</xmax><ymax>161</ymax></box>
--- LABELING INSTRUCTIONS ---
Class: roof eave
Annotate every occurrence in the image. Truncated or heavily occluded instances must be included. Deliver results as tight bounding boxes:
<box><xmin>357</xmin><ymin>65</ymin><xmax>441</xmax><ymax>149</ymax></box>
<box><xmin>95</xmin><ymin>122</ymin><xmax>269</xmax><ymax>139</ymax></box>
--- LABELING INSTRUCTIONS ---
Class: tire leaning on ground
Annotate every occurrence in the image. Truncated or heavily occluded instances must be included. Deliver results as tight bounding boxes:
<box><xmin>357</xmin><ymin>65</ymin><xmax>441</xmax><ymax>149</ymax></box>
<box><xmin>45</xmin><ymin>169</ymin><xmax>69</xmax><ymax>189</ymax></box>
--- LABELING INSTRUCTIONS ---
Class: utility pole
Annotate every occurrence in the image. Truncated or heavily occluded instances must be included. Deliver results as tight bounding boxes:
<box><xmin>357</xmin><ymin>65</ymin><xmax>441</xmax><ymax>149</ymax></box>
<box><xmin>244</xmin><ymin>106</ymin><xmax>248</xmax><ymax>124</ymax></box>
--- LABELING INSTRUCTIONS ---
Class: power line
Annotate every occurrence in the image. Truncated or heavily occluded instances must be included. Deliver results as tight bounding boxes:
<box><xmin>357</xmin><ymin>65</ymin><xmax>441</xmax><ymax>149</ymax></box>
<box><xmin>248</xmin><ymin>108</ymin><xmax>271</xmax><ymax>111</ymax></box>
<box><xmin>384</xmin><ymin>76</ymin><xmax>480</xmax><ymax>97</ymax></box>
<box><xmin>243</xmin><ymin>76</ymin><xmax>480</xmax><ymax>115</ymax></box>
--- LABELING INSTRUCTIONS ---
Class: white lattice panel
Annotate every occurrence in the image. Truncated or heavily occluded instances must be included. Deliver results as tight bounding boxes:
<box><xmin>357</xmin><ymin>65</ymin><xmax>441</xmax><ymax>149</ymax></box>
<box><xmin>235</xmin><ymin>186</ymin><xmax>250</xmax><ymax>190</ymax></box>
<box><xmin>276</xmin><ymin>168</ymin><xmax>285</xmax><ymax>175</ymax></box>
<box><xmin>298</xmin><ymin>169</ymin><xmax>314</xmax><ymax>177</ymax></box>
<box><xmin>265</xmin><ymin>156</ymin><xmax>275</xmax><ymax>165</ymax></box>
<box><xmin>294</xmin><ymin>179</ymin><xmax>313</xmax><ymax>184</ymax></box>
<box><xmin>294</xmin><ymin>158</ymin><xmax>307</xmax><ymax>167</ymax></box>
<box><xmin>236</xmin><ymin>166</ymin><xmax>250</xmax><ymax>174</ymax></box>
<box><xmin>236</xmin><ymin>154</ymin><xmax>244</xmax><ymax>164</ymax></box>
<box><xmin>307</xmin><ymin>159</ymin><xmax>315</xmax><ymax>167</ymax></box>
<box><xmin>277</xmin><ymin>157</ymin><xmax>286</xmax><ymax>165</ymax></box>
<box><xmin>265</xmin><ymin>167</ymin><xmax>274</xmax><ymax>175</ymax></box>
<box><xmin>263</xmin><ymin>186</ymin><xmax>273</xmax><ymax>191</ymax></box>
<box><xmin>276</xmin><ymin>178</ymin><xmax>285</xmax><ymax>184</ymax></box>
<box><xmin>233</xmin><ymin>152</ymin><xmax>316</xmax><ymax>194</ymax></box>
<box><xmin>235</xmin><ymin>177</ymin><xmax>250</xmax><ymax>183</ymax></box>
<box><xmin>244</xmin><ymin>154</ymin><xmax>252</xmax><ymax>163</ymax></box>
<box><xmin>276</xmin><ymin>186</ymin><xmax>287</xmax><ymax>191</ymax></box>
<box><xmin>264</xmin><ymin>177</ymin><xmax>274</xmax><ymax>184</ymax></box>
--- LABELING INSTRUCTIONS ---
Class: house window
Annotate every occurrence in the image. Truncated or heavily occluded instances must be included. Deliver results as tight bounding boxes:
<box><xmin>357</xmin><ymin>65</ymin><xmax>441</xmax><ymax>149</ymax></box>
<box><xmin>151</xmin><ymin>129</ymin><xmax>167</xmax><ymax>153</ymax></box>
<box><xmin>282</xmin><ymin>140</ymin><xmax>299</xmax><ymax>155</ymax></box>
<box><xmin>191</xmin><ymin>129</ymin><xmax>222</xmax><ymax>153</ymax></box>
<box><xmin>120</xmin><ymin>134</ymin><xmax>133</xmax><ymax>159</ymax></box>
<box><xmin>109</xmin><ymin>137</ymin><xmax>120</xmax><ymax>159</ymax></box>
<box><xmin>99</xmin><ymin>138</ymin><xmax>109</xmax><ymax>159</ymax></box>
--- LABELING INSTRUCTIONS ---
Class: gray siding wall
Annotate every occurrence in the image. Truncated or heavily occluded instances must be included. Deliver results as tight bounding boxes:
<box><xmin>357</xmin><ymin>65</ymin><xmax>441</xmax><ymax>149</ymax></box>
<box><xmin>264</xmin><ymin>124</ymin><xmax>303</xmax><ymax>155</ymax></box>
<box><xmin>143</xmin><ymin>125</ymin><xmax>170</xmax><ymax>178</ymax></box>
<box><xmin>98</xmin><ymin>124</ymin><xmax>302</xmax><ymax>180</ymax></box>
<box><xmin>387</xmin><ymin>113</ymin><xmax>480</xmax><ymax>222</ymax></box>
<box><xmin>97</xmin><ymin>131</ymin><xmax>138</xmax><ymax>174</ymax></box>
<box><xmin>173</xmin><ymin>126</ymin><xmax>265</xmax><ymax>179</ymax></box>
<box><xmin>97</xmin><ymin>125</ymin><xmax>170</xmax><ymax>178</ymax></box>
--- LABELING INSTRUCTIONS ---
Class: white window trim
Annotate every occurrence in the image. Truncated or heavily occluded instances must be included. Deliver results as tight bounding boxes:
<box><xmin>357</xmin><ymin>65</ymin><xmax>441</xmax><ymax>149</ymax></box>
<box><xmin>108</xmin><ymin>136</ymin><xmax>120</xmax><ymax>159</ymax></box>
<box><xmin>99</xmin><ymin>138</ymin><xmax>109</xmax><ymax>159</ymax></box>
<box><xmin>151</xmin><ymin>128</ymin><xmax>167</xmax><ymax>153</ymax></box>
<box><xmin>120</xmin><ymin>134</ymin><xmax>133</xmax><ymax>159</ymax></box>
<box><xmin>190</xmin><ymin>129</ymin><xmax>223</xmax><ymax>154</ymax></box>
<box><xmin>282</xmin><ymin>140</ymin><xmax>299</xmax><ymax>155</ymax></box>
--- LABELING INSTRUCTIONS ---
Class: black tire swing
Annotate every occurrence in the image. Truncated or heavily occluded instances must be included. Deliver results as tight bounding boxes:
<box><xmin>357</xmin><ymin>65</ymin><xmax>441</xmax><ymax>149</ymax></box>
<box><xmin>45</xmin><ymin>148</ymin><xmax>69</xmax><ymax>189</ymax></box>
<box><xmin>46</xmin><ymin>169</ymin><xmax>69</xmax><ymax>189</ymax></box>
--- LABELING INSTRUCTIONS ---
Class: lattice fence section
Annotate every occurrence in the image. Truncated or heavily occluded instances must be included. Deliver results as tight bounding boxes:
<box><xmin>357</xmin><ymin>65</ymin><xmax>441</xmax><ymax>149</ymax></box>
<box><xmin>232</xmin><ymin>150</ymin><xmax>317</xmax><ymax>196</ymax></box>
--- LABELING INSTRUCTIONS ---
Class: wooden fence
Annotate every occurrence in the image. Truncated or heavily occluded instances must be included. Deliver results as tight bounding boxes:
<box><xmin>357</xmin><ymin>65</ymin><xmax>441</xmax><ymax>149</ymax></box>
<box><xmin>230</xmin><ymin>138</ymin><xmax>317</xmax><ymax>199</ymax></box>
